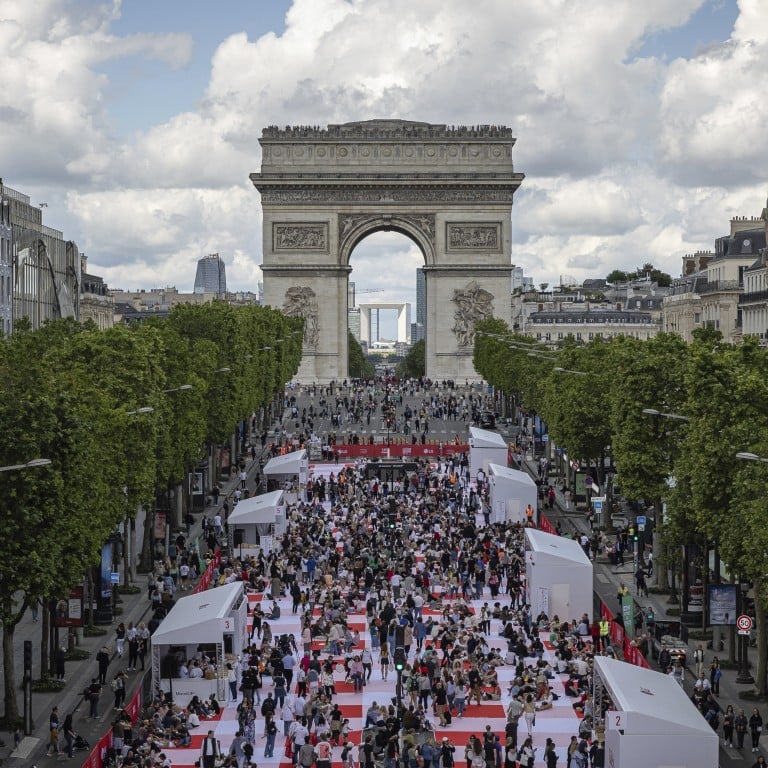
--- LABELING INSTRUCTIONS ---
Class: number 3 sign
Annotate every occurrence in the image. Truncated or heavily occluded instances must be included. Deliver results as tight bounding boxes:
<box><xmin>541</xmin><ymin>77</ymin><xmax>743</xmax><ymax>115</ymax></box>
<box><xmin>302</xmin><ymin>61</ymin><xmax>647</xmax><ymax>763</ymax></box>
<box><xmin>606</xmin><ymin>711</ymin><xmax>627</xmax><ymax>731</ymax></box>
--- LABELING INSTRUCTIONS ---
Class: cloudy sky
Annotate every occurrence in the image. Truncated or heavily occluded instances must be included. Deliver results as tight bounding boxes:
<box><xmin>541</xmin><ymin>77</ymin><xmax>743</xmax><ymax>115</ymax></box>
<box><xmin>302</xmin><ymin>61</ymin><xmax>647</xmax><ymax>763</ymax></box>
<box><xmin>2</xmin><ymin>0</ymin><xmax>766</xmax><ymax>337</ymax></box>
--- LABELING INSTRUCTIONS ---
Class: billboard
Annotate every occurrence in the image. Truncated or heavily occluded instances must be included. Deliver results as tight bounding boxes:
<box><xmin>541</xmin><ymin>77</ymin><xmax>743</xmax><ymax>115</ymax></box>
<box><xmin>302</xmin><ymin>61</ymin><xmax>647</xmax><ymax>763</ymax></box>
<box><xmin>708</xmin><ymin>584</ymin><xmax>737</xmax><ymax>626</ymax></box>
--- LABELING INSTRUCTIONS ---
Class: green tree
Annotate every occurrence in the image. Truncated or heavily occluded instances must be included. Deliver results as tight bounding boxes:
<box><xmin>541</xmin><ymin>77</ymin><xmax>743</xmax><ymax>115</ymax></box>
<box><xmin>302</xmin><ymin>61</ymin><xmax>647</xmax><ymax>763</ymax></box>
<box><xmin>396</xmin><ymin>339</ymin><xmax>425</xmax><ymax>379</ymax></box>
<box><xmin>348</xmin><ymin>331</ymin><xmax>374</xmax><ymax>379</ymax></box>
<box><xmin>609</xmin><ymin>333</ymin><xmax>689</xmax><ymax>591</ymax></box>
<box><xmin>540</xmin><ymin>340</ymin><xmax>615</xmax><ymax>484</ymax></box>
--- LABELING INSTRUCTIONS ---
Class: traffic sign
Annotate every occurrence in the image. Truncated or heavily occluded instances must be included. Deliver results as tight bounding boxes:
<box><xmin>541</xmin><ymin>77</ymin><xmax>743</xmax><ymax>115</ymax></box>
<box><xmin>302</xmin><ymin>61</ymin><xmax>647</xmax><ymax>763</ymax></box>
<box><xmin>737</xmin><ymin>614</ymin><xmax>753</xmax><ymax>634</ymax></box>
<box><xmin>110</xmin><ymin>572</ymin><xmax>120</xmax><ymax>584</ymax></box>
<box><xmin>542</xmin><ymin>434</ymin><xmax>549</xmax><ymax>442</ymax></box>
<box><xmin>593</xmin><ymin>499</ymin><xmax>603</xmax><ymax>512</ymax></box>
<box><xmin>637</xmin><ymin>515</ymin><xmax>646</xmax><ymax>526</ymax></box>
<box><xmin>584</xmin><ymin>476</ymin><xmax>593</xmax><ymax>486</ymax></box>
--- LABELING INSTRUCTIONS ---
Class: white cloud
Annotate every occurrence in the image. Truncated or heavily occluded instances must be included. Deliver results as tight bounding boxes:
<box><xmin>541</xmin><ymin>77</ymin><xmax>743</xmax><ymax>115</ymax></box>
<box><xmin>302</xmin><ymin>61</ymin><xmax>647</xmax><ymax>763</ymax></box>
<box><xmin>1</xmin><ymin>0</ymin><xmax>765</xmax><ymax>300</ymax></box>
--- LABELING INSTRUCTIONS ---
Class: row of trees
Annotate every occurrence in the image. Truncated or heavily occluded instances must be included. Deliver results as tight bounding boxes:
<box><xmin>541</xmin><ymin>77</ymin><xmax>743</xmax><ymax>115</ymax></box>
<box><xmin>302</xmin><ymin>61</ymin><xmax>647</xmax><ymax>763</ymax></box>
<box><xmin>0</xmin><ymin>303</ymin><xmax>303</xmax><ymax>723</ymax></box>
<box><xmin>474</xmin><ymin>320</ymin><xmax>768</xmax><ymax>693</ymax></box>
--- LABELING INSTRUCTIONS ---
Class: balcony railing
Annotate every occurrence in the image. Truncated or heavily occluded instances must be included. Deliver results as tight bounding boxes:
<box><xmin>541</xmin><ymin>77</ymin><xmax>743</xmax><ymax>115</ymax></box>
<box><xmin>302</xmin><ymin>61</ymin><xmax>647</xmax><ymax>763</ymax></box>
<box><xmin>739</xmin><ymin>289</ymin><xmax>768</xmax><ymax>304</ymax></box>
<box><xmin>698</xmin><ymin>280</ymin><xmax>742</xmax><ymax>294</ymax></box>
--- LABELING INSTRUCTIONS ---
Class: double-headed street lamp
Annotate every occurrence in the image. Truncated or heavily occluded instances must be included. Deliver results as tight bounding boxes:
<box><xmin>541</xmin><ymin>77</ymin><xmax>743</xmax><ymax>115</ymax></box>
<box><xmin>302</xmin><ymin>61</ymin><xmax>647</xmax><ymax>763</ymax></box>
<box><xmin>0</xmin><ymin>458</ymin><xmax>51</xmax><ymax>472</ymax></box>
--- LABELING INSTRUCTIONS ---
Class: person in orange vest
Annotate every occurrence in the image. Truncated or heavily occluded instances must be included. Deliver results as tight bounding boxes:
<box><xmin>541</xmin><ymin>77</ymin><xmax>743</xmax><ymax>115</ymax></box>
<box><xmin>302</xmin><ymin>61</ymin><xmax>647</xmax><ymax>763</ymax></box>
<box><xmin>525</xmin><ymin>504</ymin><xmax>535</xmax><ymax>526</ymax></box>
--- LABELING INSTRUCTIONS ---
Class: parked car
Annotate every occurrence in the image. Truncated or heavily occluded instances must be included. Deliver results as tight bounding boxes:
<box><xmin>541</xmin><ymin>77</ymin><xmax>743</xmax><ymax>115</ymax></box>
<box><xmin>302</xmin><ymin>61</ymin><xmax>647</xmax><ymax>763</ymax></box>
<box><xmin>479</xmin><ymin>411</ymin><xmax>496</xmax><ymax>428</ymax></box>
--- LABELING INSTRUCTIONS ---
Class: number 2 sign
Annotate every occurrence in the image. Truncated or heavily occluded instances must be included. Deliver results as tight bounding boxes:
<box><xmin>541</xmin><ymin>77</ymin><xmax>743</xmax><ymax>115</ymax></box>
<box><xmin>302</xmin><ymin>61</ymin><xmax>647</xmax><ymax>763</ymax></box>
<box><xmin>606</xmin><ymin>711</ymin><xmax>627</xmax><ymax>731</ymax></box>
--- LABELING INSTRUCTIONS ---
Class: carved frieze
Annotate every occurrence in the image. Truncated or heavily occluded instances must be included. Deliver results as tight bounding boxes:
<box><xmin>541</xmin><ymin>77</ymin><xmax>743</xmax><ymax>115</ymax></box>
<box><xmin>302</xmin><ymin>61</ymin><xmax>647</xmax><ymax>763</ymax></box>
<box><xmin>446</xmin><ymin>223</ymin><xmax>501</xmax><ymax>251</ymax></box>
<box><xmin>282</xmin><ymin>286</ymin><xmax>319</xmax><ymax>347</ymax></box>
<box><xmin>272</xmin><ymin>223</ymin><xmax>328</xmax><ymax>251</ymax></box>
<box><xmin>452</xmin><ymin>281</ymin><xmax>495</xmax><ymax>347</ymax></box>
<box><xmin>261</xmin><ymin>187</ymin><xmax>514</xmax><ymax>205</ymax></box>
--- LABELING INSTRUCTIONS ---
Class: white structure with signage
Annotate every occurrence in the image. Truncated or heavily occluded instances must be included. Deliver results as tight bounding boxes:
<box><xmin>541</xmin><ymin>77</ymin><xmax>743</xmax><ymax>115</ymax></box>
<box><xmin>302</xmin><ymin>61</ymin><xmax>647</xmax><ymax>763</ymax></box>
<box><xmin>469</xmin><ymin>427</ymin><xmax>508</xmax><ymax>478</ymax></box>
<box><xmin>151</xmin><ymin>582</ymin><xmax>248</xmax><ymax>707</ymax></box>
<box><xmin>595</xmin><ymin>656</ymin><xmax>717</xmax><ymax>768</ymax></box>
<box><xmin>228</xmin><ymin>490</ymin><xmax>286</xmax><ymax>555</ymax></box>
<box><xmin>525</xmin><ymin>528</ymin><xmax>592</xmax><ymax>622</ymax></box>
<box><xmin>263</xmin><ymin>449</ymin><xmax>308</xmax><ymax>500</ymax></box>
<box><xmin>488</xmin><ymin>463</ymin><xmax>537</xmax><ymax>524</ymax></box>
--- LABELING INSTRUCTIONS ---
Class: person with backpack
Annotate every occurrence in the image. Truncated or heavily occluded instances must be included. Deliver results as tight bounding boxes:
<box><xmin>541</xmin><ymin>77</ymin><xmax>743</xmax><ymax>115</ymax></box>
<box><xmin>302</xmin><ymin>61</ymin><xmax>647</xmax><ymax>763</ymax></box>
<box><xmin>265</xmin><ymin>717</ymin><xmax>278</xmax><ymax>759</ymax></box>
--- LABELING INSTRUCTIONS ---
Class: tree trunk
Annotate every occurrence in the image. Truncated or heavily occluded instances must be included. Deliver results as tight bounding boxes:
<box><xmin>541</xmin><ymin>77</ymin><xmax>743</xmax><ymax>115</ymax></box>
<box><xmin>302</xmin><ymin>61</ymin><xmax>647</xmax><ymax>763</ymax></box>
<box><xmin>140</xmin><ymin>504</ymin><xmax>154</xmax><ymax>572</ymax></box>
<box><xmin>85</xmin><ymin>570</ymin><xmax>94</xmax><ymax>627</ymax></box>
<box><xmin>40</xmin><ymin>602</ymin><xmax>50</xmax><ymax>679</ymax></box>
<box><xmin>2</xmin><ymin>604</ymin><xmax>25</xmax><ymax>724</ymax></box>
<box><xmin>755</xmin><ymin>581</ymin><xmax>767</xmax><ymax>696</ymax></box>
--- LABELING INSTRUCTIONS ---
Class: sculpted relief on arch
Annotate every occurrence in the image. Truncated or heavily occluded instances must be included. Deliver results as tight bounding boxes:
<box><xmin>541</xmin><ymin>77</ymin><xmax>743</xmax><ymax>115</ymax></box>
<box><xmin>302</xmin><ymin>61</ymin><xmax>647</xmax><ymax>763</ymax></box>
<box><xmin>283</xmin><ymin>286</ymin><xmax>320</xmax><ymax>348</ymax></box>
<box><xmin>452</xmin><ymin>280</ymin><xmax>494</xmax><ymax>347</ymax></box>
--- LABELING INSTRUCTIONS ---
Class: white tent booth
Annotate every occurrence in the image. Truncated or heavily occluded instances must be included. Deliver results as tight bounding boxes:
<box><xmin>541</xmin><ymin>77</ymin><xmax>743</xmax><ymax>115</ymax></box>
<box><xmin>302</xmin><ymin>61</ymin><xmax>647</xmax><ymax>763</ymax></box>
<box><xmin>263</xmin><ymin>449</ymin><xmax>308</xmax><ymax>501</ymax></box>
<box><xmin>228</xmin><ymin>490</ymin><xmax>286</xmax><ymax>555</ymax></box>
<box><xmin>469</xmin><ymin>427</ymin><xmax>508</xmax><ymax>478</ymax></box>
<box><xmin>525</xmin><ymin>527</ymin><xmax>592</xmax><ymax>622</ymax></box>
<box><xmin>151</xmin><ymin>582</ymin><xmax>248</xmax><ymax>707</ymax></box>
<box><xmin>594</xmin><ymin>656</ymin><xmax>717</xmax><ymax>768</ymax></box>
<box><xmin>488</xmin><ymin>463</ymin><xmax>537</xmax><ymax>524</ymax></box>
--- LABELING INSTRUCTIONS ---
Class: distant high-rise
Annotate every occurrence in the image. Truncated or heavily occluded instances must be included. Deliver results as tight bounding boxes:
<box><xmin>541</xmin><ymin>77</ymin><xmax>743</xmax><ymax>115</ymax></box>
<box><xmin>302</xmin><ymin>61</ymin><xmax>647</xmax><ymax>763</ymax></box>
<box><xmin>416</xmin><ymin>268</ymin><xmax>426</xmax><ymax>326</ymax></box>
<box><xmin>194</xmin><ymin>253</ymin><xmax>226</xmax><ymax>294</ymax></box>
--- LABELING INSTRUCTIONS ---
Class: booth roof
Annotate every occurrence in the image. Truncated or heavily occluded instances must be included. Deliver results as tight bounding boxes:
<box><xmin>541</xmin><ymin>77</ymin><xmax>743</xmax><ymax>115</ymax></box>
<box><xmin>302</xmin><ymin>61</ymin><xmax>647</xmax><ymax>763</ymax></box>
<box><xmin>594</xmin><ymin>656</ymin><xmax>718</xmax><ymax>737</ymax></box>
<box><xmin>228</xmin><ymin>490</ymin><xmax>284</xmax><ymax>525</ymax></box>
<box><xmin>263</xmin><ymin>449</ymin><xmax>307</xmax><ymax>476</ymax></box>
<box><xmin>151</xmin><ymin>582</ymin><xmax>244</xmax><ymax>646</ymax></box>
<box><xmin>468</xmin><ymin>426</ymin><xmax>507</xmax><ymax>449</ymax></box>
<box><xmin>525</xmin><ymin>527</ymin><xmax>592</xmax><ymax>567</ymax></box>
<box><xmin>488</xmin><ymin>463</ymin><xmax>536</xmax><ymax>487</ymax></box>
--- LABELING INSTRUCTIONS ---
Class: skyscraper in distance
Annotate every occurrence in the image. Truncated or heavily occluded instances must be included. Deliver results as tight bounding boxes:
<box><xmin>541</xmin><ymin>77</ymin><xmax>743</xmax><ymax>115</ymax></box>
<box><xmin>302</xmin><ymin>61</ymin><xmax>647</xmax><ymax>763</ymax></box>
<box><xmin>416</xmin><ymin>268</ymin><xmax>426</xmax><ymax>326</ymax></box>
<box><xmin>194</xmin><ymin>253</ymin><xmax>227</xmax><ymax>294</ymax></box>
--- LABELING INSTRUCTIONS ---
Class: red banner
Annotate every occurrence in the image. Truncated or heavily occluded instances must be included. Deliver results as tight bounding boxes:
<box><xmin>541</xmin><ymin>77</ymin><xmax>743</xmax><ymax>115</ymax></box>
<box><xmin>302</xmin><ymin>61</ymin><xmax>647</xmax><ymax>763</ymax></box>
<box><xmin>329</xmin><ymin>443</ymin><xmax>468</xmax><ymax>459</ymax></box>
<box><xmin>598</xmin><ymin>598</ymin><xmax>651</xmax><ymax>669</ymax></box>
<box><xmin>539</xmin><ymin>514</ymin><xmax>555</xmax><ymax>535</ymax></box>
<box><xmin>81</xmin><ymin>728</ymin><xmax>112</xmax><ymax>768</ymax></box>
<box><xmin>81</xmin><ymin>666</ymin><xmax>144</xmax><ymax>767</ymax></box>
<box><xmin>193</xmin><ymin>549</ymin><xmax>221</xmax><ymax>594</ymax></box>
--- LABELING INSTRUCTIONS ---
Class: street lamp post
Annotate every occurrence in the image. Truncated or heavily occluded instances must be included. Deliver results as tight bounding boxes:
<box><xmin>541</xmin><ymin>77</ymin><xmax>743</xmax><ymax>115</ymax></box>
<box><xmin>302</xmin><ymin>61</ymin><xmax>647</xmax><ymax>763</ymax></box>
<box><xmin>641</xmin><ymin>408</ymin><xmax>689</xmax><ymax>603</ymax></box>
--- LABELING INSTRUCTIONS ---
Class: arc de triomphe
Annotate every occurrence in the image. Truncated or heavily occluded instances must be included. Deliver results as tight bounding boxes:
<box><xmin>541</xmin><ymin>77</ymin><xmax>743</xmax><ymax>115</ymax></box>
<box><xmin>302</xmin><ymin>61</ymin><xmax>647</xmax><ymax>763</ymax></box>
<box><xmin>251</xmin><ymin>120</ymin><xmax>524</xmax><ymax>383</ymax></box>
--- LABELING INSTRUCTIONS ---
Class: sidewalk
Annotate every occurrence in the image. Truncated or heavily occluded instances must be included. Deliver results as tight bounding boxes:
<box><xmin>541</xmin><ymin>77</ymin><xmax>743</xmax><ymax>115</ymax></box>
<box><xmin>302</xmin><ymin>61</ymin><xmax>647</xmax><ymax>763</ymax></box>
<box><xmin>521</xmin><ymin>456</ymin><xmax>764</xmax><ymax>764</ymax></box>
<box><xmin>2</xmin><ymin>434</ymin><xmax>270</xmax><ymax>767</ymax></box>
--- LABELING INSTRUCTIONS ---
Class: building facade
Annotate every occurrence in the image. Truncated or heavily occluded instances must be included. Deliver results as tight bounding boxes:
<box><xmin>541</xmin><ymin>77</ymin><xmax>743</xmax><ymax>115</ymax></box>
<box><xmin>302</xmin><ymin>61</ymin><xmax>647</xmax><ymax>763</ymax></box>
<box><xmin>193</xmin><ymin>253</ymin><xmax>227</xmax><ymax>295</ymax></box>
<box><xmin>79</xmin><ymin>254</ymin><xmax>114</xmax><ymax>330</ymax></box>
<box><xmin>0</xmin><ymin>196</ymin><xmax>12</xmax><ymax>335</ymax></box>
<box><xmin>0</xmin><ymin>181</ymin><xmax>80</xmax><ymax>330</ymax></box>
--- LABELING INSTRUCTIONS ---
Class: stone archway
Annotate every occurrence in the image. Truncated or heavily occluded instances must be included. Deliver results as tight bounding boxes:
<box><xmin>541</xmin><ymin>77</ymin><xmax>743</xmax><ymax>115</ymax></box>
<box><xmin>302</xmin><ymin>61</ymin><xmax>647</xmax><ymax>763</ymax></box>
<box><xmin>251</xmin><ymin>120</ymin><xmax>524</xmax><ymax>383</ymax></box>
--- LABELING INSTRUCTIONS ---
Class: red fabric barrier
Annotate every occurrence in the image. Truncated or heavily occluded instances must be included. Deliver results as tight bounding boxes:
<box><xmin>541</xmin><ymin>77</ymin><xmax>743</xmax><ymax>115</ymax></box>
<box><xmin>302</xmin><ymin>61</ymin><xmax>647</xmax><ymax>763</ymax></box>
<box><xmin>330</xmin><ymin>443</ymin><xmax>468</xmax><ymax>459</ymax></box>
<box><xmin>539</xmin><ymin>514</ymin><xmax>555</xmax><ymax>535</ymax></box>
<box><xmin>82</xmin><ymin>728</ymin><xmax>112</xmax><ymax>768</ymax></box>
<box><xmin>193</xmin><ymin>549</ymin><xmax>221</xmax><ymax>594</ymax></box>
<box><xmin>598</xmin><ymin>598</ymin><xmax>651</xmax><ymax>669</ymax></box>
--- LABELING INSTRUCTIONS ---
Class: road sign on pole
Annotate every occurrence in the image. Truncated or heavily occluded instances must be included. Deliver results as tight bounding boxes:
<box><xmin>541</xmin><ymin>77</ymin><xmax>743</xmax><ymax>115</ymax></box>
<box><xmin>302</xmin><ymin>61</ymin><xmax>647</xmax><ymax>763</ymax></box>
<box><xmin>737</xmin><ymin>614</ymin><xmax>753</xmax><ymax>635</ymax></box>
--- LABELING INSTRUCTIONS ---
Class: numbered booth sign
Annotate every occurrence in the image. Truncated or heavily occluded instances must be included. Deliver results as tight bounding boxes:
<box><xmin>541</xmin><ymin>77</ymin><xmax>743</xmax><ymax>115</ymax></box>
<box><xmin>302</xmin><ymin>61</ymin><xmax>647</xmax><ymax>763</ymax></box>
<box><xmin>606</xmin><ymin>711</ymin><xmax>628</xmax><ymax>731</ymax></box>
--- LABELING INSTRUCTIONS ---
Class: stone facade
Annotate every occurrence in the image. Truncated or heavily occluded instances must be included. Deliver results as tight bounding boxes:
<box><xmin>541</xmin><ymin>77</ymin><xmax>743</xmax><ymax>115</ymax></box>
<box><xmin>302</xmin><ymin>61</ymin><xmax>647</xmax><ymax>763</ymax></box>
<box><xmin>252</xmin><ymin>120</ymin><xmax>524</xmax><ymax>382</ymax></box>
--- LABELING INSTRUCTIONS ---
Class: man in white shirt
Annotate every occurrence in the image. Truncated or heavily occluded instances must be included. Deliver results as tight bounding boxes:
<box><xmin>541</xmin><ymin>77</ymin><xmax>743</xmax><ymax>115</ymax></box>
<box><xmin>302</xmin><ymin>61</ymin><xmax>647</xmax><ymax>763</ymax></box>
<box><xmin>200</xmin><ymin>730</ymin><xmax>220</xmax><ymax>768</ymax></box>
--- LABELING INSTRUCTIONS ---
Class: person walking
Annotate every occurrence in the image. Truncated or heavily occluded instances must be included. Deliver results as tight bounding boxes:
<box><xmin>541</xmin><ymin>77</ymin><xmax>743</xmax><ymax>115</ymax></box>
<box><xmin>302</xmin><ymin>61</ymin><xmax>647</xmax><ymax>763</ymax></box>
<box><xmin>96</xmin><ymin>646</ymin><xmax>110</xmax><ymax>685</ymax></box>
<box><xmin>85</xmin><ymin>678</ymin><xmax>101</xmax><ymax>719</ymax></box>
<box><xmin>201</xmin><ymin>729</ymin><xmax>220</xmax><ymax>768</ymax></box>
<box><xmin>62</xmin><ymin>713</ymin><xmax>75</xmax><ymax>759</ymax></box>
<box><xmin>111</xmin><ymin>671</ymin><xmax>126</xmax><ymax>710</ymax></box>
<box><xmin>749</xmin><ymin>707</ymin><xmax>763</xmax><ymax>753</ymax></box>
<box><xmin>115</xmin><ymin>622</ymin><xmax>126</xmax><ymax>658</ymax></box>
<box><xmin>46</xmin><ymin>706</ymin><xmax>61</xmax><ymax>756</ymax></box>
<box><xmin>736</xmin><ymin>708</ymin><xmax>749</xmax><ymax>750</ymax></box>
<box><xmin>523</xmin><ymin>694</ymin><xmax>536</xmax><ymax>738</ymax></box>
<box><xmin>55</xmin><ymin>645</ymin><xmax>66</xmax><ymax>681</ymax></box>
<box><xmin>723</xmin><ymin>705</ymin><xmax>735</xmax><ymax>748</ymax></box>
